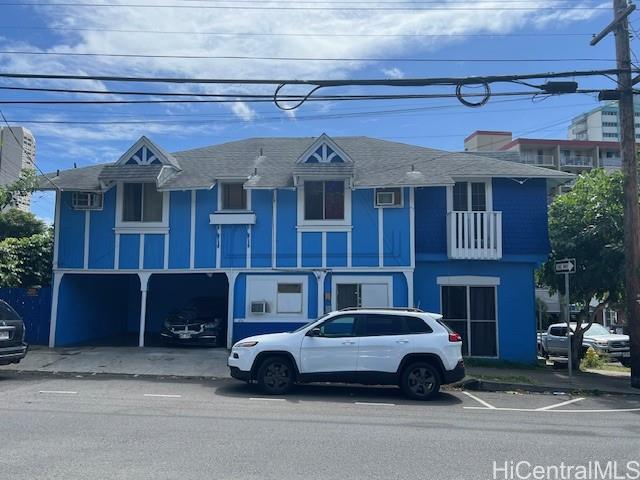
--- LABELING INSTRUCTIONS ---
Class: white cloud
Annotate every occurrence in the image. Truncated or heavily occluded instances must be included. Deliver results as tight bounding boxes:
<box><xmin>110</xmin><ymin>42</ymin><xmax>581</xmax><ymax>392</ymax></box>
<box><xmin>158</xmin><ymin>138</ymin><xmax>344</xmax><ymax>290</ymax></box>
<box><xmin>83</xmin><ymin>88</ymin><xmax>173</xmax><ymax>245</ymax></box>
<box><xmin>230</xmin><ymin>102</ymin><xmax>257</xmax><ymax>122</ymax></box>
<box><xmin>382</xmin><ymin>67</ymin><xmax>405</xmax><ymax>79</ymax></box>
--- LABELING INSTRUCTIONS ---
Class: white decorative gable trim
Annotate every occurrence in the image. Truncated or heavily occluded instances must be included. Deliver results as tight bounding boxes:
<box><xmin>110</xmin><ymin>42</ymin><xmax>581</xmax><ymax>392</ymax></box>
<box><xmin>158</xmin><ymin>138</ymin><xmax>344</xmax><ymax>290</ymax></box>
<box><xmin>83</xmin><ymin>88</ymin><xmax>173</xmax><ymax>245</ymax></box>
<box><xmin>116</xmin><ymin>136</ymin><xmax>181</xmax><ymax>169</ymax></box>
<box><xmin>296</xmin><ymin>133</ymin><xmax>352</xmax><ymax>164</ymax></box>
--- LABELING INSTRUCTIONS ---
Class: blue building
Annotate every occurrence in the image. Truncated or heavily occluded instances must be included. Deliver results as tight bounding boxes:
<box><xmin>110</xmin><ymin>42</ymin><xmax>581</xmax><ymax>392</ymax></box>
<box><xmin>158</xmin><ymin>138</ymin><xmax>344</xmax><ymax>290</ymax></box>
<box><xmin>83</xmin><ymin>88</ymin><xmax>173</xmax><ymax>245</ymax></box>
<box><xmin>40</xmin><ymin>134</ymin><xmax>571</xmax><ymax>363</ymax></box>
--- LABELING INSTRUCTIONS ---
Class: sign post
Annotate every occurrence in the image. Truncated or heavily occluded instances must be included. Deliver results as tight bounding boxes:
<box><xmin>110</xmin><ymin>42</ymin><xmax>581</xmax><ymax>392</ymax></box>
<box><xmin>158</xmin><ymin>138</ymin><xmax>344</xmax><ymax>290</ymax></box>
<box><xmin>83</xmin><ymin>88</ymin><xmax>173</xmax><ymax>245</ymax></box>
<box><xmin>555</xmin><ymin>258</ymin><xmax>576</xmax><ymax>378</ymax></box>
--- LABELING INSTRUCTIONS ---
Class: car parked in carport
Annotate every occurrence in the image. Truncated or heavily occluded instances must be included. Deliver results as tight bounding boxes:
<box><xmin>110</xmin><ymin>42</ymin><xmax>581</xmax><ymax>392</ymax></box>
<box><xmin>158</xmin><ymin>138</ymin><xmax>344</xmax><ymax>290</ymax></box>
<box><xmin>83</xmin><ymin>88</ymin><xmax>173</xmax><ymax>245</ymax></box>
<box><xmin>0</xmin><ymin>300</ymin><xmax>28</xmax><ymax>366</ymax></box>
<box><xmin>161</xmin><ymin>297</ymin><xmax>226</xmax><ymax>347</ymax></box>
<box><xmin>228</xmin><ymin>307</ymin><xmax>465</xmax><ymax>400</ymax></box>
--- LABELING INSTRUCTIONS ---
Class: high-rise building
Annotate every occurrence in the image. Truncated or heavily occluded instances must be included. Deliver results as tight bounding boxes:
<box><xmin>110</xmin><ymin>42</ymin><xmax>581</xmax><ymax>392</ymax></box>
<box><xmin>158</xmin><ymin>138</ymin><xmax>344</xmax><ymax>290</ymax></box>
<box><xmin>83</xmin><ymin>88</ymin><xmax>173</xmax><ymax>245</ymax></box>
<box><xmin>0</xmin><ymin>126</ymin><xmax>36</xmax><ymax>211</ymax></box>
<box><xmin>568</xmin><ymin>101</ymin><xmax>640</xmax><ymax>142</ymax></box>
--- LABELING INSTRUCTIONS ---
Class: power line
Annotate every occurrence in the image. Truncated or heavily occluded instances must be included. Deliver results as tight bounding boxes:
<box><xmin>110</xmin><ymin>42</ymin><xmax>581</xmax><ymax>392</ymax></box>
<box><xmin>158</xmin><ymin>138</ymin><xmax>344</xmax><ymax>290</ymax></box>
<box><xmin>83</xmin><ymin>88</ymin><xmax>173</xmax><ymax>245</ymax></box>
<box><xmin>0</xmin><ymin>25</ymin><xmax>599</xmax><ymax>38</ymax></box>
<box><xmin>0</xmin><ymin>50</ymin><xmax>616</xmax><ymax>63</ymax></box>
<box><xmin>0</xmin><ymin>2</ymin><xmax>612</xmax><ymax>10</ymax></box>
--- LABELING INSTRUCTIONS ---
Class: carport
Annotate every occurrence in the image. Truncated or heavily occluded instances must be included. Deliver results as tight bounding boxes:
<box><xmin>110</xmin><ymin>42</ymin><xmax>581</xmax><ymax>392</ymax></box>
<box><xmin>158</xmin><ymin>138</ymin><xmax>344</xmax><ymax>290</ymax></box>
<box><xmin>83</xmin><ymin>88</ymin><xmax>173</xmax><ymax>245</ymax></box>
<box><xmin>144</xmin><ymin>273</ymin><xmax>228</xmax><ymax>347</ymax></box>
<box><xmin>53</xmin><ymin>273</ymin><xmax>141</xmax><ymax>347</ymax></box>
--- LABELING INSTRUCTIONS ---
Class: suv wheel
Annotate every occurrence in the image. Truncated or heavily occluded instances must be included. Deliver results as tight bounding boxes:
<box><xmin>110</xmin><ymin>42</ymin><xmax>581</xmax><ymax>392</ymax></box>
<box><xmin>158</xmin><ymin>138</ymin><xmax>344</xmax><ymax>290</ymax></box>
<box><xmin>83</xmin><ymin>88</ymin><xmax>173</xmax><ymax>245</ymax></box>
<box><xmin>621</xmin><ymin>358</ymin><xmax>631</xmax><ymax>368</ymax></box>
<box><xmin>401</xmin><ymin>362</ymin><xmax>440</xmax><ymax>400</ymax></box>
<box><xmin>256</xmin><ymin>356</ymin><xmax>294</xmax><ymax>395</ymax></box>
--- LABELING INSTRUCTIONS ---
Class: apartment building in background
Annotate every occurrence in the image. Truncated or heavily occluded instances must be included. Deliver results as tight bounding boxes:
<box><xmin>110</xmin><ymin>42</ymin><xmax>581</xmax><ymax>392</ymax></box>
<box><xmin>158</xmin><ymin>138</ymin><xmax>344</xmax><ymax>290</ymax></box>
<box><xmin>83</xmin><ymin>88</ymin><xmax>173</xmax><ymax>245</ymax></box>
<box><xmin>568</xmin><ymin>101</ymin><xmax>640</xmax><ymax>142</ymax></box>
<box><xmin>0</xmin><ymin>126</ymin><xmax>36</xmax><ymax>211</ymax></box>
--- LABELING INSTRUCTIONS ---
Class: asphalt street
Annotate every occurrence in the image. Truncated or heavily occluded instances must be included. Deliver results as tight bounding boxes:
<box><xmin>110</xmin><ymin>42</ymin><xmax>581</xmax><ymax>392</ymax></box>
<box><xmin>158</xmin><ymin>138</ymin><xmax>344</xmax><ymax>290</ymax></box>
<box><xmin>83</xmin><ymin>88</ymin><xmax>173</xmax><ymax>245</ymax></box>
<box><xmin>1</xmin><ymin>372</ymin><xmax>639</xmax><ymax>480</ymax></box>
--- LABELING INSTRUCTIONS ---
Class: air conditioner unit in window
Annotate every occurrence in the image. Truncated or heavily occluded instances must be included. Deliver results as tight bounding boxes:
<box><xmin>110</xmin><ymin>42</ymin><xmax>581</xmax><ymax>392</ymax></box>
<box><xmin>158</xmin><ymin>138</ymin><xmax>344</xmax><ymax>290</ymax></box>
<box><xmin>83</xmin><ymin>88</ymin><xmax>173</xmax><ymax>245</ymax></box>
<box><xmin>71</xmin><ymin>192</ymin><xmax>104</xmax><ymax>210</ymax></box>
<box><xmin>250</xmin><ymin>300</ymin><xmax>269</xmax><ymax>314</ymax></box>
<box><xmin>376</xmin><ymin>191</ymin><xmax>396</xmax><ymax>207</ymax></box>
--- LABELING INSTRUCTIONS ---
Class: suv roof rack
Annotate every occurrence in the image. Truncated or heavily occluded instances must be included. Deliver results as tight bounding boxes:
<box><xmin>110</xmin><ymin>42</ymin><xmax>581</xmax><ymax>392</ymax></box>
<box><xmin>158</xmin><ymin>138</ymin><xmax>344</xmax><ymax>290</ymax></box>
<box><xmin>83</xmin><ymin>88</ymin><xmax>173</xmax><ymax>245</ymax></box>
<box><xmin>338</xmin><ymin>307</ymin><xmax>424</xmax><ymax>313</ymax></box>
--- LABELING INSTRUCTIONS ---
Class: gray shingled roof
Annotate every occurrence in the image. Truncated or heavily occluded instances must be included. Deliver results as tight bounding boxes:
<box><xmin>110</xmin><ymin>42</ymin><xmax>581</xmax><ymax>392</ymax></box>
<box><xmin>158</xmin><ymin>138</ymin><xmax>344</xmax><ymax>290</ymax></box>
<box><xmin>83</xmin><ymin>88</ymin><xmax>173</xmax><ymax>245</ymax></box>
<box><xmin>38</xmin><ymin>136</ymin><xmax>574</xmax><ymax>192</ymax></box>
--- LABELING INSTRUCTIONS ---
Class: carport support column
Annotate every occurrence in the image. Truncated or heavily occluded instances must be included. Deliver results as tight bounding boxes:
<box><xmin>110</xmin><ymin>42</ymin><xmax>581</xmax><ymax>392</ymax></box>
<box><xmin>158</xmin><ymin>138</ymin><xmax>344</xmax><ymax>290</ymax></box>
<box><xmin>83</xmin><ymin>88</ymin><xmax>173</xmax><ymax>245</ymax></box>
<box><xmin>138</xmin><ymin>273</ymin><xmax>151</xmax><ymax>347</ymax></box>
<box><xmin>48</xmin><ymin>272</ymin><xmax>63</xmax><ymax>348</ymax></box>
<box><xmin>226</xmin><ymin>271</ymin><xmax>238</xmax><ymax>348</ymax></box>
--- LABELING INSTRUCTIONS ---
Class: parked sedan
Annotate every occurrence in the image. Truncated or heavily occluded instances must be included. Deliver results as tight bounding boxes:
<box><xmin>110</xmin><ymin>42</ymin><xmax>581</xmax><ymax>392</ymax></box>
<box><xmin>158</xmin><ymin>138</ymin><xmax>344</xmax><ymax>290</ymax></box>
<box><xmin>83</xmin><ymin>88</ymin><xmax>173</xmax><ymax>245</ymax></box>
<box><xmin>160</xmin><ymin>297</ymin><xmax>226</xmax><ymax>347</ymax></box>
<box><xmin>0</xmin><ymin>300</ymin><xmax>28</xmax><ymax>366</ymax></box>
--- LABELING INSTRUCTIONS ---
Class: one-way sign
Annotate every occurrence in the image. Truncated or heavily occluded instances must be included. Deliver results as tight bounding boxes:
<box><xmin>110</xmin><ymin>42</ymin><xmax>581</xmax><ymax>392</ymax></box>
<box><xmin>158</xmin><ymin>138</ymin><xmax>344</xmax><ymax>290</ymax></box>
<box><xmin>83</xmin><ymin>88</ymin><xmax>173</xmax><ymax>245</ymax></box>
<box><xmin>555</xmin><ymin>258</ymin><xmax>576</xmax><ymax>274</ymax></box>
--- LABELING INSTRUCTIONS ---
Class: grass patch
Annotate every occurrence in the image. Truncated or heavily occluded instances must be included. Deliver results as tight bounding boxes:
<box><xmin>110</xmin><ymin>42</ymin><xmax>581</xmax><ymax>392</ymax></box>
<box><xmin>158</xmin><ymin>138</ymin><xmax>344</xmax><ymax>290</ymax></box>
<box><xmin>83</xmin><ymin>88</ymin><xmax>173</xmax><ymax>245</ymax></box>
<box><xmin>583</xmin><ymin>363</ymin><xmax>631</xmax><ymax>374</ymax></box>
<box><xmin>464</xmin><ymin>357</ymin><xmax>545</xmax><ymax>370</ymax></box>
<box><xmin>472</xmin><ymin>374</ymin><xmax>535</xmax><ymax>385</ymax></box>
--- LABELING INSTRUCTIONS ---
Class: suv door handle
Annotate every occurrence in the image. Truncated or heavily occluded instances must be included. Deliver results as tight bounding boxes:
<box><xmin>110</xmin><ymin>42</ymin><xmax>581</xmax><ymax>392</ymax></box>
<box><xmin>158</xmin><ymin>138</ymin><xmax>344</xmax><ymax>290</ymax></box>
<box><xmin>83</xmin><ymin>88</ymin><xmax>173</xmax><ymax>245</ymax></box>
<box><xmin>342</xmin><ymin>341</ymin><xmax>356</xmax><ymax>345</ymax></box>
<box><xmin>396</xmin><ymin>340</ymin><xmax>409</xmax><ymax>344</ymax></box>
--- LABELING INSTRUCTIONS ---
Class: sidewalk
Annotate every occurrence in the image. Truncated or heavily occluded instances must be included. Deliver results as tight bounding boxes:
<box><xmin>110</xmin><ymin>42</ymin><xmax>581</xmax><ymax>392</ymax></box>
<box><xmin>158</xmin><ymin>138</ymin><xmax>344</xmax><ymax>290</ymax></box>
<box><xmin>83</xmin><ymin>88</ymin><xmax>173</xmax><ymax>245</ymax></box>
<box><xmin>3</xmin><ymin>346</ymin><xmax>638</xmax><ymax>396</ymax></box>
<box><xmin>0</xmin><ymin>345</ymin><xmax>230</xmax><ymax>379</ymax></box>
<box><xmin>464</xmin><ymin>364</ymin><xmax>639</xmax><ymax>396</ymax></box>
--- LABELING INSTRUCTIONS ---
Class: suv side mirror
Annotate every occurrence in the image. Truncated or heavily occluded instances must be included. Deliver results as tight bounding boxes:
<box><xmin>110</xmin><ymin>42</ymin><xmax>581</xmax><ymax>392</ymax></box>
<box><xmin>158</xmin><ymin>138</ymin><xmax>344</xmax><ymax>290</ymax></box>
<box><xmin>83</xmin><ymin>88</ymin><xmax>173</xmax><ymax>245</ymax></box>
<box><xmin>307</xmin><ymin>327</ymin><xmax>322</xmax><ymax>337</ymax></box>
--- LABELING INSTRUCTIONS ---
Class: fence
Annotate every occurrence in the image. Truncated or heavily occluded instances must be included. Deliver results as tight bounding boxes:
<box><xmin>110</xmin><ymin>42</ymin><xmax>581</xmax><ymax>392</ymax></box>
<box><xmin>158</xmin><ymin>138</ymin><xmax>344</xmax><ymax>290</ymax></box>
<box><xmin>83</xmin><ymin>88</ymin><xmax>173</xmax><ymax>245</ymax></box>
<box><xmin>0</xmin><ymin>286</ymin><xmax>51</xmax><ymax>345</ymax></box>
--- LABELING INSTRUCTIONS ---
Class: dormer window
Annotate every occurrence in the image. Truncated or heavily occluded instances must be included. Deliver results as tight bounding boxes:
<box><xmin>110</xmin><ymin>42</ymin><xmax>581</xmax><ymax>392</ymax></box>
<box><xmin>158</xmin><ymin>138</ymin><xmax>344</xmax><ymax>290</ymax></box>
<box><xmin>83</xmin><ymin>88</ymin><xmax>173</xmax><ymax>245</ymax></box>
<box><xmin>221</xmin><ymin>183</ymin><xmax>247</xmax><ymax>210</ymax></box>
<box><xmin>304</xmin><ymin>180</ymin><xmax>344</xmax><ymax>221</ymax></box>
<box><xmin>122</xmin><ymin>183</ymin><xmax>163</xmax><ymax>222</ymax></box>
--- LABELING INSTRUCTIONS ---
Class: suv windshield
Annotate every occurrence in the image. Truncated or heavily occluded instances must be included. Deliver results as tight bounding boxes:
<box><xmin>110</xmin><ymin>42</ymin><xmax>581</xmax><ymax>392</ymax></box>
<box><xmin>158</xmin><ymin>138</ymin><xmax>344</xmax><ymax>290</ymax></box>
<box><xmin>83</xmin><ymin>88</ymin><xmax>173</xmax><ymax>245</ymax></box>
<box><xmin>291</xmin><ymin>314</ymin><xmax>330</xmax><ymax>333</ymax></box>
<box><xmin>0</xmin><ymin>301</ymin><xmax>20</xmax><ymax>321</ymax></box>
<box><xmin>584</xmin><ymin>324</ymin><xmax>610</xmax><ymax>336</ymax></box>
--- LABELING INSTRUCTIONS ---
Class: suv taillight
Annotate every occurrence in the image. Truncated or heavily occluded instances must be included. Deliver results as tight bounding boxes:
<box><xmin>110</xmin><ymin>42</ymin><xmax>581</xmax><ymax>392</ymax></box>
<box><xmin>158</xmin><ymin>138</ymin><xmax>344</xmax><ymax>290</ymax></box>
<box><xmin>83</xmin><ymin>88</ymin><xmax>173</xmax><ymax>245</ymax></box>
<box><xmin>449</xmin><ymin>332</ymin><xmax>462</xmax><ymax>342</ymax></box>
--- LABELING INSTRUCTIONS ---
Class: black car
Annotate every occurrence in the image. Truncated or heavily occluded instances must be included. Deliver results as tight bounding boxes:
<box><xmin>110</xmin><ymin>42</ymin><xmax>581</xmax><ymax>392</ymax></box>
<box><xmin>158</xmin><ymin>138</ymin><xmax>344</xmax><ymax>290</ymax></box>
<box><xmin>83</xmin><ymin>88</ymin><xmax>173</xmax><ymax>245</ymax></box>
<box><xmin>160</xmin><ymin>297</ymin><xmax>226</xmax><ymax>347</ymax></box>
<box><xmin>0</xmin><ymin>300</ymin><xmax>28</xmax><ymax>366</ymax></box>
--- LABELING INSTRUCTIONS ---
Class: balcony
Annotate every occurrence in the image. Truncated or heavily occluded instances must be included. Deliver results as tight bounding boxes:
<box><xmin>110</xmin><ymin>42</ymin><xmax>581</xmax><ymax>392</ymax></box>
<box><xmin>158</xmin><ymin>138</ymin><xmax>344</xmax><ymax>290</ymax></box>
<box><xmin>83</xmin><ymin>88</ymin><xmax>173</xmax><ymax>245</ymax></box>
<box><xmin>447</xmin><ymin>211</ymin><xmax>503</xmax><ymax>260</ymax></box>
<box><xmin>602</xmin><ymin>158</ymin><xmax>622</xmax><ymax>168</ymax></box>
<box><xmin>521</xmin><ymin>155</ymin><xmax>555</xmax><ymax>167</ymax></box>
<box><xmin>560</xmin><ymin>156</ymin><xmax>593</xmax><ymax>168</ymax></box>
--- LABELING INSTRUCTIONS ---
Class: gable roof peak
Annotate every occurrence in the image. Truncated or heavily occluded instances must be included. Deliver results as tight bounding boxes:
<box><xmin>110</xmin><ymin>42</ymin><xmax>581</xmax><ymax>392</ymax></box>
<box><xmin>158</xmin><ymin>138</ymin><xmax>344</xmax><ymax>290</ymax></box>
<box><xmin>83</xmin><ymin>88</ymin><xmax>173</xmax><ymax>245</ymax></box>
<box><xmin>116</xmin><ymin>136</ymin><xmax>181</xmax><ymax>170</ymax></box>
<box><xmin>296</xmin><ymin>133</ymin><xmax>352</xmax><ymax>165</ymax></box>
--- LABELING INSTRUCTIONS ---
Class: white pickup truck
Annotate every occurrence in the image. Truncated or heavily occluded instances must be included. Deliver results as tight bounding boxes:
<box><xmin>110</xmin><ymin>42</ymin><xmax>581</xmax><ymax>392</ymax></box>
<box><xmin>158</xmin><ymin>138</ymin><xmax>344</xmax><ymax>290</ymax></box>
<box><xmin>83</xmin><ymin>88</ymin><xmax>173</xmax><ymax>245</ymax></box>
<box><xmin>538</xmin><ymin>322</ymin><xmax>631</xmax><ymax>367</ymax></box>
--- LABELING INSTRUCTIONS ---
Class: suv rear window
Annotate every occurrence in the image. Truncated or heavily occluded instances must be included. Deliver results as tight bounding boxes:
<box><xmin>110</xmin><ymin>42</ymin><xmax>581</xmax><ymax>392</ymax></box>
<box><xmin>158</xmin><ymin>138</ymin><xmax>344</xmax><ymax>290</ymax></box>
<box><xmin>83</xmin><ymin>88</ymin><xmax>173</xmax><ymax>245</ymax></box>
<box><xmin>359</xmin><ymin>314</ymin><xmax>433</xmax><ymax>336</ymax></box>
<box><xmin>0</xmin><ymin>301</ymin><xmax>20</xmax><ymax>321</ymax></box>
<box><xmin>405</xmin><ymin>316</ymin><xmax>433</xmax><ymax>334</ymax></box>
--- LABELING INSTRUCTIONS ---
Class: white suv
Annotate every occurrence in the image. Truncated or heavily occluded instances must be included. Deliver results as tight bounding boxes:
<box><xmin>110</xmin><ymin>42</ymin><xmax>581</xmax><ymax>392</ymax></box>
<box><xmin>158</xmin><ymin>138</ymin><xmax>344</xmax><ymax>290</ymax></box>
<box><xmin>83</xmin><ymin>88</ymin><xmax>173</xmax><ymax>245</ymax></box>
<box><xmin>228</xmin><ymin>308</ymin><xmax>465</xmax><ymax>400</ymax></box>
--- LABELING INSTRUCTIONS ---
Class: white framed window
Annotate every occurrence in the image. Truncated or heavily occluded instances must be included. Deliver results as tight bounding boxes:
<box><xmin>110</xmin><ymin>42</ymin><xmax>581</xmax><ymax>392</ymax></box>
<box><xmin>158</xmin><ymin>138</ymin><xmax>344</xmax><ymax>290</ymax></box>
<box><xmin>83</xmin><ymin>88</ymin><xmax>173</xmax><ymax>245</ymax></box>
<box><xmin>246</xmin><ymin>275</ymin><xmax>308</xmax><ymax>321</ymax></box>
<box><xmin>331</xmin><ymin>275</ymin><xmax>393</xmax><ymax>311</ymax></box>
<box><xmin>72</xmin><ymin>192</ymin><xmax>103</xmax><ymax>210</ymax></box>
<box><xmin>221</xmin><ymin>183</ymin><xmax>247</xmax><ymax>210</ymax></box>
<box><xmin>116</xmin><ymin>182</ymin><xmax>168</xmax><ymax>231</ymax></box>
<box><xmin>451</xmin><ymin>181</ymin><xmax>490</xmax><ymax>212</ymax></box>
<box><xmin>375</xmin><ymin>188</ymin><xmax>403</xmax><ymax>208</ymax></box>
<box><xmin>439</xmin><ymin>282</ymin><xmax>498</xmax><ymax>358</ymax></box>
<box><xmin>297</xmin><ymin>180</ymin><xmax>352</xmax><ymax>227</ymax></box>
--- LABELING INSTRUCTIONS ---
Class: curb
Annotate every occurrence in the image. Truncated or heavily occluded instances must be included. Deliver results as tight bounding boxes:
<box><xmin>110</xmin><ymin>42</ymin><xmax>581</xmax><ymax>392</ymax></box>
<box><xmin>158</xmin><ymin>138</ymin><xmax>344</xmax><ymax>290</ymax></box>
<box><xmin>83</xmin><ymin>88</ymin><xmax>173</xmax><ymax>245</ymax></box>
<box><xmin>0</xmin><ymin>369</ymin><xmax>233</xmax><ymax>383</ymax></box>
<box><xmin>457</xmin><ymin>377</ymin><xmax>640</xmax><ymax>397</ymax></box>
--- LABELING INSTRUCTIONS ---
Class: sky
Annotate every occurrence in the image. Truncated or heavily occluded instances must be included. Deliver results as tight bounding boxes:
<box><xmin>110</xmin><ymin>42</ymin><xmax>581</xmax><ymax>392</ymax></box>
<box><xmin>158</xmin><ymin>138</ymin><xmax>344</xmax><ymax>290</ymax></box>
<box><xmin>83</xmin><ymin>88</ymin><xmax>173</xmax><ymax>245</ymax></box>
<box><xmin>0</xmin><ymin>0</ymin><xmax>636</xmax><ymax>222</ymax></box>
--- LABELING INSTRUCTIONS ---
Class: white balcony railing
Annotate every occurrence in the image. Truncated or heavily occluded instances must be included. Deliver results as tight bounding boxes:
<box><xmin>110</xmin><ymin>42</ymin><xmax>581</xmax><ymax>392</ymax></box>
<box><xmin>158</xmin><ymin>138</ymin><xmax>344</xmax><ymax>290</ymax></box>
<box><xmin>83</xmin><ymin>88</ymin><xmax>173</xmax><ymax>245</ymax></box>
<box><xmin>560</xmin><ymin>156</ymin><xmax>593</xmax><ymax>167</ymax></box>
<box><xmin>521</xmin><ymin>155</ymin><xmax>555</xmax><ymax>166</ymax></box>
<box><xmin>447</xmin><ymin>211</ymin><xmax>503</xmax><ymax>260</ymax></box>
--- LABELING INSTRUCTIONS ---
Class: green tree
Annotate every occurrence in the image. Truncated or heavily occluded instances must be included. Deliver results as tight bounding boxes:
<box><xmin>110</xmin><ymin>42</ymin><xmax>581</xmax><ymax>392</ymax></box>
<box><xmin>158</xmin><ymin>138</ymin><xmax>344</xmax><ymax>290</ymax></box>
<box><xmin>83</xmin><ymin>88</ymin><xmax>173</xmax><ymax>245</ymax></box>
<box><xmin>0</xmin><ymin>209</ymin><xmax>45</xmax><ymax>241</ymax></box>
<box><xmin>539</xmin><ymin>169</ymin><xmax>625</xmax><ymax>368</ymax></box>
<box><xmin>0</xmin><ymin>169</ymin><xmax>37</xmax><ymax>211</ymax></box>
<box><xmin>0</xmin><ymin>231</ymin><xmax>53</xmax><ymax>288</ymax></box>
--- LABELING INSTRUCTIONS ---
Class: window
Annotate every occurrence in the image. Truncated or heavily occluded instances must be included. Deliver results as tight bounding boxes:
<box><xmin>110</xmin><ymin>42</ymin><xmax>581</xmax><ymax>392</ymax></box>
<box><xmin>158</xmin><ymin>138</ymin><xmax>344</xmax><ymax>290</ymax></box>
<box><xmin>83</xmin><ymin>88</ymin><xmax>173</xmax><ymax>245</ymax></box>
<box><xmin>442</xmin><ymin>285</ymin><xmax>497</xmax><ymax>357</ymax></box>
<box><xmin>375</xmin><ymin>188</ymin><xmax>402</xmax><ymax>207</ymax></box>
<box><xmin>336</xmin><ymin>283</ymin><xmax>390</xmax><ymax>310</ymax></box>
<box><xmin>549</xmin><ymin>326</ymin><xmax>567</xmax><ymax>337</ymax></box>
<box><xmin>304</xmin><ymin>180</ymin><xmax>344</xmax><ymax>220</ymax></box>
<box><xmin>122</xmin><ymin>183</ymin><xmax>163</xmax><ymax>222</ymax></box>
<box><xmin>221</xmin><ymin>183</ymin><xmax>247</xmax><ymax>210</ymax></box>
<box><xmin>276</xmin><ymin>283</ymin><xmax>303</xmax><ymax>314</ymax></box>
<box><xmin>452</xmin><ymin>182</ymin><xmax>487</xmax><ymax>211</ymax></box>
<box><xmin>319</xmin><ymin>315</ymin><xmax>357</xmax><ymax>338</ymax></box>
<box><xmin>405</xmin><ymin>316</ymin><xmax>433</xmax><ymax>334</ymax></box>
<box><xmin>72</xmin><ymin>192</ymin><xmax>103</xmax><ymax>210</ymax></box>
<box><xmin>361</xmin><ymin>315</ymin><xmax>404</xmax><ymax>336</ymax></box>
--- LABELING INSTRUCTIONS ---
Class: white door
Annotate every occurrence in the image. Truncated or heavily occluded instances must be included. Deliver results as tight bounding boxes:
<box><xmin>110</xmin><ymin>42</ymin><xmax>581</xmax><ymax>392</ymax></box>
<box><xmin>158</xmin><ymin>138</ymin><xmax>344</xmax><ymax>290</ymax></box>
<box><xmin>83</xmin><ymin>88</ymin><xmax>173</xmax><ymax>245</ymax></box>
<box><xmin>300</xmin><ymin>315</ymin><xmax>359</xmax><ymax>373</ymax></box>
<box><xmin>360</xmin><ymin>284</ymin><xmax>389</xmax><ymax>308</ymax></box>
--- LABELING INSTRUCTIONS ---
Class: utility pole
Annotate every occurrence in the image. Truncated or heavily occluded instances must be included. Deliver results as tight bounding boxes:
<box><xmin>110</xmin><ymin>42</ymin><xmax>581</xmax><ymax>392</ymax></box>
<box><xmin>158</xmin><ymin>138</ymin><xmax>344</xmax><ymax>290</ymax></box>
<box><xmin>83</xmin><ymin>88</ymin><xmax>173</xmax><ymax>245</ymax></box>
<box><xmin>593</xmin><ymin>0</ymin><xmax>640</xmax><ymax>388</ymax></box>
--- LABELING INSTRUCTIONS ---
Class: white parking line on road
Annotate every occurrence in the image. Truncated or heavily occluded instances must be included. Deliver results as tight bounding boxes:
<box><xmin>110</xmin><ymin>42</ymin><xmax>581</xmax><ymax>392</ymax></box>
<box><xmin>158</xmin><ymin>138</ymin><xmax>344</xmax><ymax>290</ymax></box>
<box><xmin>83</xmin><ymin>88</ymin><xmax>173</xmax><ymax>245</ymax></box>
<box><xmin>536</xmin><ymin>397</ymin><xmax>584</xmax><ymax>411</ymax></box>
<box><xmin>38</xmin><ymin>390</ymin><xmax>77</xmax><ymax>395</ymax></box>
<box><xmin>143</xmin><ymin>394</ymin><xmax>182</xmax><ymax>398</ymax></box>
<box><xmin>464</xmin><ymin>405</ymin><xmax>640</xmax><ymax>413</ymax></box>
<box><xmin>249</xmin><ymin>397</ymin><xmax>286</xmax><ymax>402</ymax></box>
<box><xmin>463</xmin><ymin>391</ymin><xmax>496</xmax><ymax>409</ymax></box>
<box><xmin>354</xmin><ymin>402</ymin><xmax>396</xmax><ymax>407</ymax></box>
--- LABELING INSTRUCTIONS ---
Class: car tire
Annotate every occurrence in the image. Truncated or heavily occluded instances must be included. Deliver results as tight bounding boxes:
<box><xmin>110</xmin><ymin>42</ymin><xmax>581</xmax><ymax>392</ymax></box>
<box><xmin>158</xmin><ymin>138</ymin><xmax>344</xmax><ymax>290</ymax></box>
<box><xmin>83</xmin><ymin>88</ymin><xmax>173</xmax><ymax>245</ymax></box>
<box><xmin>256</xmin><ymin>356</ymin><xmax>294</xmax><ymax>395</ymax></box>
<box><xmin>621</xmin><ymin>358</ymin><xmax>631</xmax><ymax>368</ymax></box>
<box><xmin>400</xmin><ymin>362</ymin><xmax>441</xmax><ymax>400</ymax></box>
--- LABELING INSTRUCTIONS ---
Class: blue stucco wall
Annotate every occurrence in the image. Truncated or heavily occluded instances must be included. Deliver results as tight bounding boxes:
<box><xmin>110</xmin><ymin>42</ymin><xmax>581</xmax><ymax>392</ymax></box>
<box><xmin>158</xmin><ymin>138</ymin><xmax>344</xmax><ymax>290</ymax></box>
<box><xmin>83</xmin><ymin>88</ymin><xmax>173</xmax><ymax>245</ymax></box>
<box><xmin>143</xmin><ymin>234</ymin><xmax>164</xmax><ymax>269</ymax></box>
<box><xmin>88</xmin><ymin>188</ymin><xmax>116</xmax><ymax>269</ymax></box>
<box><xmin>326</xmin><ymin>232</ymin><xmax>347</xmax><ymax>267</ymax></box>
<box><xmin>119</xmin><ymin>234</ymin><xmax>140</xmax><ymax>269</ymax></box>
<box><xmin>55</xmin><ymin>274</ymin><xmax>140</xmax><ymax>346</ymax></box>
<box><xmin>276</xmin><ymin>189</ymin><xmax>297</xmax><ymax>267</ymax></box>
<box><xmin>301</xmin><ymin>232</ymin><xmax>322</xmax><ymax>267</ymax></box>
<box><xmin>194</xmin><ymin>187</ymin><xmax>217</xmax><ymax>268</ymax></box>
<box><xmin>351</xmin><ymin>188</ymin><xmax>378</xmax><ymax>266</ymax></box>
<box><xmin>414</xmin><ymin>260</ymin><xmax>537</xmax><ymax>364</ymax></box>
<box><xmin>168</xmin><ymin>190</ymin><xmax>191</xmax><ymax>269</ymax></box>
<box><xmin>57</xmin><ymin>191</ymin><xmax>85</xmax><ymax>268</ymax></box>
<box><xmin>415</xmin><ymin>186</ymin><xmax>447</xmax><ymax>256</ymax></box>
<box><xmin>493</xmin><ymin>178</ymin><xmax>549</xmax><ymax>256</ymax></box>
<box><xmin>251</xmin><ymin>190</ymin><xmax>273</xmax><ymax>268</ymax></box>
<box><xmin>383</xmin><ymin>188</ymin><xmax>411</xmax><ymax>266</ymax></box>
